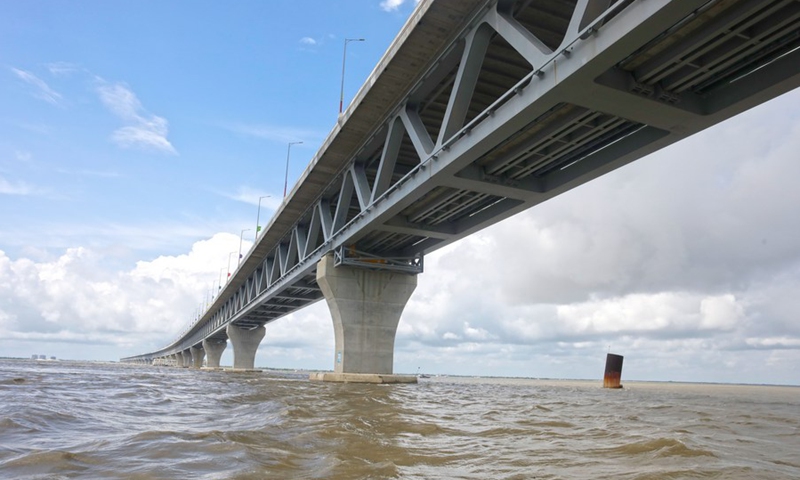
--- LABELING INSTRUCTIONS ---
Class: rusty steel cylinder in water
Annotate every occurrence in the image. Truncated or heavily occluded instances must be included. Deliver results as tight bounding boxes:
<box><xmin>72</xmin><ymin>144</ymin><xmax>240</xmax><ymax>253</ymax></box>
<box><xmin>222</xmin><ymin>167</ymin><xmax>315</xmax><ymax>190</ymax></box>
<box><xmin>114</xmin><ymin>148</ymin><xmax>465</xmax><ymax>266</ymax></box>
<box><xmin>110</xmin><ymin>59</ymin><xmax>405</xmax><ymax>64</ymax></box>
<box><xmin>603</xmin><ymin>353</ymin><xmax>624</xmax><ymax>388</ymax></box>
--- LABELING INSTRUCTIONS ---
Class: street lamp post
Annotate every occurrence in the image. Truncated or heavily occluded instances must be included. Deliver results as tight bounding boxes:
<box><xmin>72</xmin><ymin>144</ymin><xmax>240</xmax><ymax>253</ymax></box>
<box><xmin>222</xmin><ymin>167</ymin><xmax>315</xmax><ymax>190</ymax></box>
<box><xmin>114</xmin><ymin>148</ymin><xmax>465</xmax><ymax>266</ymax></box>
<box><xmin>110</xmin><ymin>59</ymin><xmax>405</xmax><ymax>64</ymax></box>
<box><xmin>340</xmin><ymin>38</ymin><xmax>365</xmax><ymax>114</ymax></box>
<box><xmin>283</xmin><ymin>142</ymin><xmax>303</xmax><ymax>197</ymax></box>
<box><xmin>238</xmin><ymin>228</ymin><xmax>251</xmax><ymax>264</ymax></box>
<box><xmin>255</xmin><ymin>195</ymin><xmax>271</xmax><ymax>242</ymax></box>
<box><xmin>227</xmin><ymin>251</ymin><xmax>236</xmax><ymax>280</ymax></box>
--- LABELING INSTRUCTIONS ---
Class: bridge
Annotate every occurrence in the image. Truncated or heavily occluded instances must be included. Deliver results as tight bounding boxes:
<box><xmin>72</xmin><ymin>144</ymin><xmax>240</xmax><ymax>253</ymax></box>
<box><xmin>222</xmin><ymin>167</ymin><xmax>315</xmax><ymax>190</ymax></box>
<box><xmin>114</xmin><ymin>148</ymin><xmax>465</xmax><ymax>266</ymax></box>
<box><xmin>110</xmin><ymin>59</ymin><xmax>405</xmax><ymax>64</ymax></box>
<box><xmin>122</xmin><ymin>0</ymin><xmax>800</xmax><ymax>382</ymax></box>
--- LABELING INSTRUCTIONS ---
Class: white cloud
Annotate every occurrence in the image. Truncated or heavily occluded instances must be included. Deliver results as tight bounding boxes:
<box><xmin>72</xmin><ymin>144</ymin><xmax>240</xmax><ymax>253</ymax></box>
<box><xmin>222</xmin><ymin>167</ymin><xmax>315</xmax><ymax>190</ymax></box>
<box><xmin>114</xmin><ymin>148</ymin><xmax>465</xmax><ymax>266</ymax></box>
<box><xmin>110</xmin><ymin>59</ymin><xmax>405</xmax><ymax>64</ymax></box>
<box><xmin>96</xmin><ymin>80</ymin><xmax>177</xmax><ymax>155</ymax></box>
<box><xmin>0</xmin><ymin>233</ymin><xmax>337</xmax><ymax>366</ymax></box>
<box><xmin>14</xmin><ymin>122</ymin><xmax>51</xmax><ymax>135</ymax></box>
<box><xmin>745</xmin><ymin>337</ymin><xmax>800</xmax><ymax>349</ymax></box>
<box><xmin>256</xmin><ymin>303</ymin><xmax>333</xmax><ymax>367</ymax></box>
<box><xmin>10</xmin><ymin>67</ymin><xmax>63</xmax><ymax>106</ymax></box>
<box><xmin>14</xmin><ymin>151</ymin><xmax>32</xmax><ymax>162</ymax></box>
<box><xmin>45</xmin><ymin>61</ymin><xmax>80</xmax><ymax>77</ymax></box>
<box><xmin>11</xmin><ymin>66</ymin><xmax>175</xmax><ymax>154</ymax></box>
<box><xmin>379</xmin><ymin>0</ymin><xmax>421</xmax><ymax>12</ymax></box>
<box><xmin>299</xmin><ymin>37</ymin><xmax>317</xmax><ymax>46</ymax></box>
<box><xmin>218</xmin><ymin>186</ymin><xmax>283</xmax><ymax>210</ymax></box>
<box><xmin>0</xmin><ymin>218</ymin><xmax>230</xmax><ymax>261</ymax></box>
<box><xmin>110</xmin><ymin>122</ymin><xmax>174</xmax><ymax>153</ymax></box>
<box><xmin>0</xmin><ymin>234</ymin><xmax>243</xmax><ymax>351</ymax></box>
<box><xmin>553</xmin><ymin>292</ymin><xmax>742</xmax><ymax>337</ymax></box>
<box><xmin>380</xmin><ymin>0</ymin><xmax>405</xmax><ymax>12</ymax></box>
<box><xmin>0</xmin><ymin>176</ymin><xmax>40</xmax><ymax>196</ymax></box>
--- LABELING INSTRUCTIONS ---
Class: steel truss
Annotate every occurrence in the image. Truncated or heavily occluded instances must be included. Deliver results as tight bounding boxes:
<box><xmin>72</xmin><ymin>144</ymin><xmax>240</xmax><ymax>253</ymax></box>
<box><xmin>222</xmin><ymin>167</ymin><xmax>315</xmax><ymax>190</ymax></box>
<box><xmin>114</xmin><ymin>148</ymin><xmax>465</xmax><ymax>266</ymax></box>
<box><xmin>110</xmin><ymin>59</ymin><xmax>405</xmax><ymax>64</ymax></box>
<box><xmin>123</xmin><ymin>0</ymin><xmax>800</xmax><ymax>362</ymax></box>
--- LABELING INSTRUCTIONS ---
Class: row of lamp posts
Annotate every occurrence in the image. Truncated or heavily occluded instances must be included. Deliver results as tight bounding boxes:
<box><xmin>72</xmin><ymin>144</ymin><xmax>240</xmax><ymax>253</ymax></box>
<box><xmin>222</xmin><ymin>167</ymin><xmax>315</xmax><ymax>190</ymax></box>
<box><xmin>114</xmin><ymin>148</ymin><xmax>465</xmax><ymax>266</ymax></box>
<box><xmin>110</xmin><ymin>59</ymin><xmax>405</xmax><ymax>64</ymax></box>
<box><xmin>183</xmin><ymin>37</ymin><xmax>366</xmax><ymax>341</ymax></box>
<box><xmin>229</xmin><ymin>37</ymin><xmax>367</xmax><ymax>277</ymax></box>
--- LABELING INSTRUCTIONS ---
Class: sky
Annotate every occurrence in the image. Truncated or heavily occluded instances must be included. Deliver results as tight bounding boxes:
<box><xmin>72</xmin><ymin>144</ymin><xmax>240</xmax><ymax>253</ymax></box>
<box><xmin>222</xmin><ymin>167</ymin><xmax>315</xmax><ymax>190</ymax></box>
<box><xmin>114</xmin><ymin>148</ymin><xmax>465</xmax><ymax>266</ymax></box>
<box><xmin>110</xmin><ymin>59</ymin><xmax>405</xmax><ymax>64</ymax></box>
<box><xmin>1</xmin><ymin>1</ymin><xmax>799</xmax><ymax>386</ymax></box>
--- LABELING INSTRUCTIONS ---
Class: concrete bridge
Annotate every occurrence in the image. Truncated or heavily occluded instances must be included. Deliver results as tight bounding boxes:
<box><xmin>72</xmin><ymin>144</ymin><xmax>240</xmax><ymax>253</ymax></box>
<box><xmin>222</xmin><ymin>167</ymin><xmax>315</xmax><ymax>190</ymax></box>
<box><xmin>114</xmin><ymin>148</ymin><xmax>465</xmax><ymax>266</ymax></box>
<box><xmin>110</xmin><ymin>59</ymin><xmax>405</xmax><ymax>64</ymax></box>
<box><xmin>122</xmin><ymin>0</ymin><xmax>800</xmax><ymax>382</ymax></box>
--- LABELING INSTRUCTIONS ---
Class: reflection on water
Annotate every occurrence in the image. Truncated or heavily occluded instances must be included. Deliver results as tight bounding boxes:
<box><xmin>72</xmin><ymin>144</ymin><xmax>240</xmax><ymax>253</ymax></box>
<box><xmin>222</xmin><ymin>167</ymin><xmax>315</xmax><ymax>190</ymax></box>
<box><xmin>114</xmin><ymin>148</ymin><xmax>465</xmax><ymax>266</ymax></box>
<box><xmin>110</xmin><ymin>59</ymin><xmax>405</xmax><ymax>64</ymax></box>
<box><xmin>1</xmin><ymin>359</ymin><xmax>798</xmax><ymax>479</ymax></box>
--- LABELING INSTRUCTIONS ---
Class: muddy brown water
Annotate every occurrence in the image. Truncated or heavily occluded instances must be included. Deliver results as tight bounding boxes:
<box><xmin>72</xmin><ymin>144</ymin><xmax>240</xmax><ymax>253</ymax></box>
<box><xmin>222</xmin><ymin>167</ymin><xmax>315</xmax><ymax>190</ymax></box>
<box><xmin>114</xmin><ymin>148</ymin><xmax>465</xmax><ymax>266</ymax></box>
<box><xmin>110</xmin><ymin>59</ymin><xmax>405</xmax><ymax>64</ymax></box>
<box><xmin>1</xmin><ymin>359</ymin><xmax>798</xmax><ymax>479</ymax></box>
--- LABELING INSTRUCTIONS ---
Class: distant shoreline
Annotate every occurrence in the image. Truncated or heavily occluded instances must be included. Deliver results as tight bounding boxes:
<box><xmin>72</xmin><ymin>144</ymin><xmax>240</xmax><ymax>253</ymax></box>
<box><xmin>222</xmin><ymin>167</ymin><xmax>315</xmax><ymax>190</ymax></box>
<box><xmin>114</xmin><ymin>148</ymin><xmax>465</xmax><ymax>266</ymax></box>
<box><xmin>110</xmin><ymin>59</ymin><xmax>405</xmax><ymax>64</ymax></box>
<box><xmin>4</xmin><ymin>357</ymin><xmax>798</xmax><ymax>388</ymax></box>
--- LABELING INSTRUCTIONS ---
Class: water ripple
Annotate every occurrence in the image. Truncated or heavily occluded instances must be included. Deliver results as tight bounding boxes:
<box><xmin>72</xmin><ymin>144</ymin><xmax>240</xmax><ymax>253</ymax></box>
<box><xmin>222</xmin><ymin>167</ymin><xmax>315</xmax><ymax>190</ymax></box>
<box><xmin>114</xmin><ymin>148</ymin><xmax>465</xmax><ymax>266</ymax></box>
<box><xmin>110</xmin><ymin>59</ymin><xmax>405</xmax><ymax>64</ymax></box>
<box><xmin>1</xmin><ymin>360</ymin><xmax>799</xmax><ymax>479</ymax></box>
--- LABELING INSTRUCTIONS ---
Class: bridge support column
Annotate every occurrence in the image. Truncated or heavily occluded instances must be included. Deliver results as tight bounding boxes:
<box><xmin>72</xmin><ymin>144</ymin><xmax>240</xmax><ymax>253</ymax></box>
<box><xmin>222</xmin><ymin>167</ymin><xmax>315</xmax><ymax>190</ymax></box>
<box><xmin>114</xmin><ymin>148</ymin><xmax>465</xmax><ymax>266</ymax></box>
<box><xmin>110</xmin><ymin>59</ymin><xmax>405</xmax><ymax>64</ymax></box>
<box><xmin>181</xmin><ymin>350</ymin><xmax>191</xmax><ymax>368</ymax></box>
<box><xmin>202</xmin><ymin>339</ymin><xmax>227</xmax><ymax>370</ymax></box>
<box><xmin>171</xmin><ymin>353</ymin><xmax>180</xmax><ymax>367</ymax></box>
<box><xmin>310</xmin><ymin>253</ymin><xmax>418</xmax><ymax>384</ymax></box>
<box><xmin>190</xmin><ymin>346</ymin><xmax>204</xmax><ymax>368</ymax></box>
<box><xmin>225</xmin><ymin>324</ymin><xmax>265</xmax><ymax>371</ymax></box>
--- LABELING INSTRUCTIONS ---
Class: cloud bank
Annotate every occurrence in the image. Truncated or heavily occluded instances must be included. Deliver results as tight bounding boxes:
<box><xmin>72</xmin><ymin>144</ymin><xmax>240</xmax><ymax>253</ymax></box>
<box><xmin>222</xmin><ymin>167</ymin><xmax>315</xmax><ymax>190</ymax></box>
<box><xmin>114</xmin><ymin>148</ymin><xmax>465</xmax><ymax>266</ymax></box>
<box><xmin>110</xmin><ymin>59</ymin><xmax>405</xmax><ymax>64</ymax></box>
<box><xmin>0</xmin><ymin>234</ymin><xmax>246</xmax><ymax>354</ymax></box>
<box><xmin>0</xmin><ymin>177</ymin><xmax>39</xmax><ymax>196</ymax></box>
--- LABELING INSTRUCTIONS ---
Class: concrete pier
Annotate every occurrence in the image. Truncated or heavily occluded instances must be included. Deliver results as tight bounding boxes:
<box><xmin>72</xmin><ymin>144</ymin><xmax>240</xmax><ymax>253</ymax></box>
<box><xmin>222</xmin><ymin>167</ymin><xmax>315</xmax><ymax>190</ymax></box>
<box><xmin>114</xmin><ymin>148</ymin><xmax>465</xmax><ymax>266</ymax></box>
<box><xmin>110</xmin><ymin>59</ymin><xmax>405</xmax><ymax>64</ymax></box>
<box><xmin>202</xmin><ymin>339</ymin><xmax>227</xmax><ymax>369</ymax></box>
<box><xmin>226</xmin><ymin>324</ymin><xmax>265</xmax><ymax>371</ymax></box>
<box><xmin>181</xmin><ymin>350</ymin><xmax>191</xmax><ymax>368</ymax></box>
<box><xmin>190</xmin><ymin>346</ymin><xmax>204</xmax><ymax>369</ymax></box>
<box><xmin>312</xmin><ymin>253</ymin><xmax>417</xmax><ymax>383</ymax></box>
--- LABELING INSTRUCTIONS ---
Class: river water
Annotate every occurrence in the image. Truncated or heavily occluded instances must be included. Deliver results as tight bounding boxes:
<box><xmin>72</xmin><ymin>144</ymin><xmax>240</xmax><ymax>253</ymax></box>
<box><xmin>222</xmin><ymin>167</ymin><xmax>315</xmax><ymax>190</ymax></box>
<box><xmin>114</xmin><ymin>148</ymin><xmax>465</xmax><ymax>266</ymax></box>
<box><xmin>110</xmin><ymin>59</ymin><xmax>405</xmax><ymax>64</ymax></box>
<box><xmin>1</xmin><ymin>359</ymin><xmax>798</xmax><ymax>479</ymax></box>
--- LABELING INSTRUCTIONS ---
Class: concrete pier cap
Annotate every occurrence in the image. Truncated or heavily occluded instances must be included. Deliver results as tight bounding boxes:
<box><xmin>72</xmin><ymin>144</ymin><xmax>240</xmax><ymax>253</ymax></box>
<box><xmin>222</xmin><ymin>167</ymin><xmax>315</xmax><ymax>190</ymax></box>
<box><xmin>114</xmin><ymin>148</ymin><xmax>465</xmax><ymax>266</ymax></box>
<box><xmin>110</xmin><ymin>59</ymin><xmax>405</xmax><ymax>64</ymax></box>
<box><xmin>311</xmin><ymin>253</ymin><xmax>418</xmax><ymax>384</ymax></box>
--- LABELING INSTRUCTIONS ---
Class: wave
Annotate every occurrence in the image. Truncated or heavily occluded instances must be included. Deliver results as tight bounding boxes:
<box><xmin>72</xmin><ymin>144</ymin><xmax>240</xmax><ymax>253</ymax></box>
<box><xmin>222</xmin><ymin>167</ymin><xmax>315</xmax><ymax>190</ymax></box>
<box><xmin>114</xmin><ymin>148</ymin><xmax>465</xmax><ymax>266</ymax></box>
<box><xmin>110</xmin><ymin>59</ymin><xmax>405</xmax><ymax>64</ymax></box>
<box><xmin>603</xmin><ymin>437</ymin><xmax>716</xmax><ymax>458</ymax></box>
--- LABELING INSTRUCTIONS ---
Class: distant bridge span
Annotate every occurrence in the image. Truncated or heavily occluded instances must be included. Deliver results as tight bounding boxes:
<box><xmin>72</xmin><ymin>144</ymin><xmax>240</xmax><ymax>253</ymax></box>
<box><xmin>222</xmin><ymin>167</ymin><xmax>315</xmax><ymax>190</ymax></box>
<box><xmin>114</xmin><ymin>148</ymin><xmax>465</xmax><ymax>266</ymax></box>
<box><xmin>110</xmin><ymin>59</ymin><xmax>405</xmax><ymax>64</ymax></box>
<box><xmin>123</xmin><ymin>0</ymin><xmax>800</xmax><ymax>381</ymax></box>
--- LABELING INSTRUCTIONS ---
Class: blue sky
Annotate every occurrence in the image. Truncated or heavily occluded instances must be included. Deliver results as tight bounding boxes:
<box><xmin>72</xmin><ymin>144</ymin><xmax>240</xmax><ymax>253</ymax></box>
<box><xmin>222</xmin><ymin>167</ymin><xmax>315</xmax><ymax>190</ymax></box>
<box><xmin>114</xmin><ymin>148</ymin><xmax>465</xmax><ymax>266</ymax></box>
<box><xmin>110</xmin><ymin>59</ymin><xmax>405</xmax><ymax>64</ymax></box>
<box><xmin>1</xmin><ymin>1</ymin><xmax>414</xmax><ymax>260</ymax></box>
<box><xmin>2</xmin><ymin>1</ymin><xmax>800</xmax><ymax>385</ymax></box>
